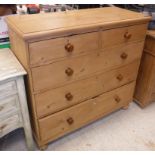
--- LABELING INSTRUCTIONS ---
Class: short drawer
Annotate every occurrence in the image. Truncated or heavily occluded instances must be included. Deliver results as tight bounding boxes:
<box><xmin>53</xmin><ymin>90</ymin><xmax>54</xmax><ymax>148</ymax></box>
<box><xmin>102</xmin><ymin>24</ymin><xmax>147</xmax><ymax>48</ymax></box>
<box><xmin>35</xmin><ymin>60</ymin><xmax>139</xmax><ymax>118</ymax></box>
<box><xmin>0</xmin><ymin>95</ymin><xmax>19</xmax><ymax>118</ymax></box>
<box><xmin>0</xmin><ymin>81</ymin><xmax>17</xmax><ymax>98</ymax></box>
<box><xmin>32</xmin><ymin>42</ymin><xmax>143</xmax><ymax>92</ymax></box>
<box><xmin>0</xmin><ymin>114</ymin><xmax>21</xmax><ymax>138</ymax></box>
<box><xmin>29</xmin><ymin>32</ymin><xmax>99</xmax><ymax>66</ymax></box>
<box><xmin>39</xmin><ymin>82</ymin><xmax>135</xmax><ymax>142</ymax></box>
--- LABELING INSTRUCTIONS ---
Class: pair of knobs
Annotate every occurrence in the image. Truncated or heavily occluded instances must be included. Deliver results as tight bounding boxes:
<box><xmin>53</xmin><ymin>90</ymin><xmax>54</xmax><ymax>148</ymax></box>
<box><xmin>65</xmin><ymin>53</ymin><xmax>128</xmax><ymax>77</ymax></box>
<box><xmin>65</xmin><ymin>73</ymin><xmax>123</xmax><ymax>101</ymax></box>
<box><xmin>65</xmin><ymin>55</ymin><xmax>127</xmax><ymax>79</ymax></box>
<box><xmin>66</xmin><ymin>94</ymin><xmax>121</xmax><ymax>126</ymax></box>
<box><xmin>64</xmin><ymin>31</ymin><xmax>131</xmax><ymax>53</ymax></box>
<box><xmin>65</xmin><ymin>31</ymin><xmax>131</xmax><ymax>52</ymax></box>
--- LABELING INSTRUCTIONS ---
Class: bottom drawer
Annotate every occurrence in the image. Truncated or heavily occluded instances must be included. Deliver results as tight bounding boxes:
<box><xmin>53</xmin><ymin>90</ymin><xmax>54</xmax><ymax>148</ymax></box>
<box><xmin>39</xmin><ymin>82</ymin><xmax>135</xmax><ymax>142</ymax></box>
<box><xmin>0</xmin><ymin>114</ymin><xmax>21</xmax><ymax>138</ymax></box>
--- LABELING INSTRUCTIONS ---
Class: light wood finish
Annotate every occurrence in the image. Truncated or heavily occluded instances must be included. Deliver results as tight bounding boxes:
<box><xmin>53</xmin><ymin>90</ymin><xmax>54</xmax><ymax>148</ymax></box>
<box><xmin>0</xmin><ymin>49</ymin><xmax>34</xmax><ymax>150</ymax></box>
<box><xmin>102</xmin><ymin>24</ymin><xmax>147</xmax><ymax>48</ymax></box>
<box><xmin>39</xmin><ymin>82</ymin><xmax>135</xmax><ymax>142</ymax></box>
<box><xmin>6</xmin><ymin>7</ymin><xmax>149</xmax><ymax>149</ymax></box>
<box><xmin>29</xmin><ymin>32</ymin><xmax>99</xmax><ymax>67</ymax></box>
<box><xmin>134</xmin><ymin>31</ymin><xmax>155</xmax><ymax>108</ymax></box>
<box><xmin>144</xmin><ymin>35</ymin><xmax>155</xmax><ymax>56</ymax></box>
<box><xmin>35</xmin><ymin>61</ymin><xmax>140</xmax><ymax>118</ymax></box>
<box><xmin>6</xmin><ymin>7</ymin><xmax>150</xmax><ymax>41</ymax></box>
<box><xmin>32</xmin><ymin>42</ymin><xmax>144</xmax><ymax>92</ymax></box>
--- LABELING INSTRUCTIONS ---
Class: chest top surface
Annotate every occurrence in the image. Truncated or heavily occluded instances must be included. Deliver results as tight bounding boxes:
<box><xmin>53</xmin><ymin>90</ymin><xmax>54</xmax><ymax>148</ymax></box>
<box><xmin>6</xmin><ymin>7</ymin><xmax>150</xmax><ymax>40</ymax></box>
<box><xmin>0</xmin><ymin>48</ymin><xmax>26</xmax><ymax>82</ymax></box>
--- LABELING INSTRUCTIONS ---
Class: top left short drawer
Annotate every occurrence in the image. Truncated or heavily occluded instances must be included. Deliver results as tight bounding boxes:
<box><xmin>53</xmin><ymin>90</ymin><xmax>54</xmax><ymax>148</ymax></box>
<box><xmin>29</xmin><ymin>32</ymin><xmax>99</xmax><ymax>67</ymax></box>
<box><xmin>0</xmin><ymin>81</ymin><xmax>17</xmax><ymax>98</ymax></box>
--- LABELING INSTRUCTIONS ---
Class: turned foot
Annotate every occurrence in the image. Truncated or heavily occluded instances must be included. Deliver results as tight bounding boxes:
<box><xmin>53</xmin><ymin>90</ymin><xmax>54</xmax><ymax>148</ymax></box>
<box><xmin>122</xmin><ymin>104</ymin><xmax>129</xmax><ymax>110</ymax></box>
<box><xmin>39</xmin><ymin>144</ymin><xmax>48</xmax><ymax>151</ymax></box>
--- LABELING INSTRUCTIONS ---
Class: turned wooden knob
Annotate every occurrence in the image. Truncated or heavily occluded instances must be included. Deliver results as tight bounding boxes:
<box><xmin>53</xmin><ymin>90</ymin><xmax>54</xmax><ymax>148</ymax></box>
<box><xmin>120</xmin><ymin>53</ymin><xmax>128</xmax><ymax>59</ymax></box>
<box><xmin>116</xmin><ymin>74</ymin><xmax>123</xmax><ymax>81</ymax></box>
<box><xmin>65</xmin><ymin>67</ymin><xmax>74</xmax><ymax>76</ymax></box>
<box><xmin>114</xmin><ymin>96</ymin><xmax>121</xmax><ymax>103</ymax></box>
<box><xmin>0</xmin><ymin>106</ymin><xmax>4</xmax><ymax>111</ymax></box>
<box><xmin>67</xmin><ymin>117</ymin><xmax>74</xmax><ymax>125</ymax></box>
<box><xmin>124</xmin><ymin>32</ymin><xmax>132</xmax><ymax>39</ymax></box>
<box><xmin>65</xmin><ymin>43</ymin><xmax>74</xmax><ymax>53</ymax></box>
<box><xmin>65</xmin><ymin>92</ymin><xmax>73</xmax><ymax>101</ymax></box>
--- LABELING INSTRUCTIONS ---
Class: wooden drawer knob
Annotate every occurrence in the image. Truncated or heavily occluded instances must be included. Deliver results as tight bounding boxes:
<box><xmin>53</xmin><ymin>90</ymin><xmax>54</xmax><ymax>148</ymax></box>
<box><xmin>65</xmin><ymin>43</ymin><xmax>74</xmax><ymax>53</ymax></box>
<box><xmin>67</xmin><ymin>117</ymin><xmax>74</xmax><ymax>125</ymax></box>
<box><xmin>0</xmin><ymin>106</ymin><xmax>4</xmax><ymax>111</ymax></box>
<box><xmin>116</xmin><ymin>74</ymin><xmax>123</xmax><ymax>81</ymax></box>
<box><xmin>65</xmin><ymin>92</ymin><xmax>73</xmax><ymax>101</ymax></box>
<box><xmin>65</xmin><ymin>67</ymin><xmax>74</xmax><ymax>76</ymax></box>
<box><xmin>0</xmin><ymin>124</ymin><xmax>7</xmax><ymax>131</ymax></box>
<box><xmin>114</xmin><ymin>96</ymin><xmax>121</xmax><ymax>103</ymax></box>
<box><xmin>124</xmin><ymin>32</ymin><xmax>132</xmax><ymax>39</ymax></box>
<box><xmin>120</xmin><ymin>53</ymin><xmax>128</xmax><ymax>59</ymax></box>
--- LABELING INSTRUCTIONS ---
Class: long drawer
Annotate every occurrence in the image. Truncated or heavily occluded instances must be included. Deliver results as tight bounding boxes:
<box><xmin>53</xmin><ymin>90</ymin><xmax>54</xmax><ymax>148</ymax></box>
<box><xmin>32</xmin><ymin>42</ymin><xmax>143</xmax><ymax>92</ymax></box>
<box><xmin>39</xmin><ymin>82</ymin><xmax>135</xmax><ymax>142</ymax></box>
<box><xmin>35</xmin><ymin>60</ymin><xmax>139</xmax><ymax>118</ymax></box>
<box><xmin>29</xmin><ymin>32</ymin><xmax>99</xmax><ymax>66</ymax></box>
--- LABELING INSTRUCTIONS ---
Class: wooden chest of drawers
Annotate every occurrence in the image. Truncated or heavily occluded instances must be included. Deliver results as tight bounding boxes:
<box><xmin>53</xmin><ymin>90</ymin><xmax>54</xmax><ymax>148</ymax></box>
<box><xmin>6</xmin><ymin>7</ymin><xmax>150</xmax><ymax>149</ymax></box>
<box><xmin>134</xmin><ymin>31</ymin><xmax>155</xmax><ymax>108</ymax></box>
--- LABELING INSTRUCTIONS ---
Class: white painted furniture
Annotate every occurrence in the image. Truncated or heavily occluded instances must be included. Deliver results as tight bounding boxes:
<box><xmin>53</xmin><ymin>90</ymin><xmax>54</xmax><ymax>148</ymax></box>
<box><xmin>0</xmin><ymin>48</ymin><xmax>34</xmax><ymax>150</ymax></box>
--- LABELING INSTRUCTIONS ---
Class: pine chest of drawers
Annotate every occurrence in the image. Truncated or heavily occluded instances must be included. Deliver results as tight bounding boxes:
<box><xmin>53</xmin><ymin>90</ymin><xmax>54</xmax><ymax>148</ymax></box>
<box><xmin>134</xmin><ymin>30</ymin><xmax>155</xmax><ymax>108</ymax></box>
<box><xmin>6</xmin><ymin>7</ymin><xmax>150</xmax><ymax>149</ymax></box>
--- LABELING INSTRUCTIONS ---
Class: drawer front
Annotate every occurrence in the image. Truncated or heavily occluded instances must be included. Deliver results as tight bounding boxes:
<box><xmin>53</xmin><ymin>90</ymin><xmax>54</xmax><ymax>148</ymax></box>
<box><xmin>0</xmin><ymin>114</ymin><xmax>21</xmax><ymax>138</ymax></box>
<box><xmin>39</xmin><ymin>82</ymin><xmax>135</xmax><ymax>142</ymax></box>
<box><xmin>29</xmin><ymin>32</ymin><xmax>99</xmax><ymax>66</ymax></box>
<box><xmin>0</xmin><ymin>81</ymin><xmax>17</xmax><ymax>98</ymax></box>
<box><xmin>0</xmin><ymin>95</ymin><xmax>19</xmax><ymax>118</ymax></box>
<box><xmin>102</xmin><ymin>24</ymin><xmax>147</xmax><ymax>48</ymax></box>
<box><xmin>35</xmin><ymin>60</ymin><xmax>139</xmax><ymax>118</ymax></box>
<box><xmin>32</xmin><ymin>42</ymin><xmax>143</xmax><ymax>92</ymax></box>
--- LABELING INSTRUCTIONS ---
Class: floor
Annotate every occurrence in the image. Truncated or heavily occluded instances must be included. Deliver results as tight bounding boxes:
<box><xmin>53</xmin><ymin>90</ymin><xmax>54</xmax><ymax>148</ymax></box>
<box><xmin>1</xmin><ymin>102</ymin><xmax>155</xmax><ymax>151</ymax></box>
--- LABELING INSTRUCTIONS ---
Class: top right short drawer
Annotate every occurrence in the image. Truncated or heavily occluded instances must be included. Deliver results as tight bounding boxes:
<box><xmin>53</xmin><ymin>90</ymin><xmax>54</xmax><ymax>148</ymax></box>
<box><xmin>102</xmin><ymin>24</ymin><xmax>147</xmax><ymax>48</ymax></box>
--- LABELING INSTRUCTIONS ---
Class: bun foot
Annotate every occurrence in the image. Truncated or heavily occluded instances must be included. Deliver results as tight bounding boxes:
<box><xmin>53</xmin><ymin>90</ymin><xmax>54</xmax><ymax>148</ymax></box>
<box><xmin>39</xmin><ymin>144</ymin><xmax>48</xmax><ymax>151</ymax></box>
<box><xmin>122</xmin><ymin>104</ymin><xmax>129</xmax><ymax>110</ymax></box>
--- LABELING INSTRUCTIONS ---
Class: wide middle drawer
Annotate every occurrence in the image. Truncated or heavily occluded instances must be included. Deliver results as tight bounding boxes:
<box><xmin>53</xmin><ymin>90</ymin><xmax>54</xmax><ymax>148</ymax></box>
<box><xmin>32</xmin><ymin>42</ymin><xmax>143</xmax><ymax>92</ymax></box>
<box><xmin>35</xmin><ymin>60</ymin><xmax>139</xmax><ymax>118</ymax></box>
